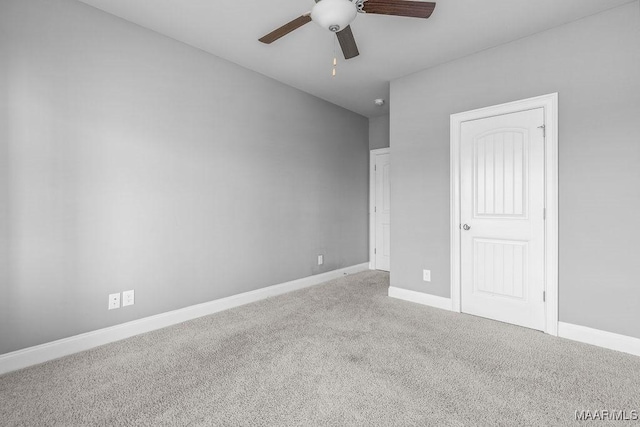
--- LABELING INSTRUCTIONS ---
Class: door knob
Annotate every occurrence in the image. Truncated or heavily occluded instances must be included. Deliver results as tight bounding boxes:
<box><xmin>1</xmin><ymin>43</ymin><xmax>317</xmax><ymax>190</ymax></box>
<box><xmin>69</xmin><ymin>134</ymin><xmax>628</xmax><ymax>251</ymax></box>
<box><xmin>463</xmin><ymin>224</ymin><xmax>471</xmax><ymax>231</ymax></box>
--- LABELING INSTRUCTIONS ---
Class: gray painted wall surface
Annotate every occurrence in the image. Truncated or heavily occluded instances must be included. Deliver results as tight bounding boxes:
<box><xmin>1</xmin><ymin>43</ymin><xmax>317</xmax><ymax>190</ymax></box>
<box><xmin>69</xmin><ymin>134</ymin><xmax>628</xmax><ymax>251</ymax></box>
<box><xmin>0</xmin><ymin>0</ymin><xmax>369</xmax><ymax>355</ymax></box>
<box><xmin>390</xmin><ymin>2</ymin><xmax>640</xmax><ymax>338</ymax></box>
<box><xmin>369</xmin><ymin>116</ymin><xmax>390</xmax><ymax>150</ymax></box>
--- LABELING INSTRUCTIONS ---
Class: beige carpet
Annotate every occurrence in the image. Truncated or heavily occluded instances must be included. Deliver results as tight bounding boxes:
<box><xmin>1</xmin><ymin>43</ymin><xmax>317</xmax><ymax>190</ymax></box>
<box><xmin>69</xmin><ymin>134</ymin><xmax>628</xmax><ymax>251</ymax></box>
<box><xmin>1</xmin><ymin>270</ymin><xmax>639</xmax><ymax>426</ymax></box>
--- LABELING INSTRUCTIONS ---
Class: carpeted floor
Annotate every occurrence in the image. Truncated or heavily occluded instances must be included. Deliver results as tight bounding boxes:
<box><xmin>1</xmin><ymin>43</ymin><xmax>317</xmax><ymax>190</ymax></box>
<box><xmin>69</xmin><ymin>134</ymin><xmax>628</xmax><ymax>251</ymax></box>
<box><xmin>1</xmin><ymin>271</ymin><xmax>639</xmax><ymax>426</ymax></box>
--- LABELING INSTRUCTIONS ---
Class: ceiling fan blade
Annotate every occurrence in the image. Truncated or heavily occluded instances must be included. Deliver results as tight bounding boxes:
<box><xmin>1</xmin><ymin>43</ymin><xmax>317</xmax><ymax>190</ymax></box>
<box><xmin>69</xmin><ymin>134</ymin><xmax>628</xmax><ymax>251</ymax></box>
<box><xmin>361</xmin><ymin>0</ymin><xmax>436</xmax><ymax>19</ymax></box>
<box><xmin>336</xmin><ymin>25</ymin><xmax>359</xmax><ymax>60</ymax></box>
<box><xmin>259</xmin><ymin>14</ymin><xmax>312</xmax><ymax>44</ymax></box>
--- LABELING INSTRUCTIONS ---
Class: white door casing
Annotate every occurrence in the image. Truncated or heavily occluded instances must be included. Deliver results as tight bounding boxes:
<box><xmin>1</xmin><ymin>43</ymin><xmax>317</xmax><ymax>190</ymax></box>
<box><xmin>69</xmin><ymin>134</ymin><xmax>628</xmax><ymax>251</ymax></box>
<box><xmin>370</xmin><ymin>148</ymin><xmax>390</xmax><ymax>271</ymax></box>
<box><xmin>450</xmin><ymin>93</ymin><xmax>558</xmax><ymax>336</ymax></box>
<box><xmin>460</xmin><ymin>108</ymin><xmax>545</xmax><ymax>330</ymax></box>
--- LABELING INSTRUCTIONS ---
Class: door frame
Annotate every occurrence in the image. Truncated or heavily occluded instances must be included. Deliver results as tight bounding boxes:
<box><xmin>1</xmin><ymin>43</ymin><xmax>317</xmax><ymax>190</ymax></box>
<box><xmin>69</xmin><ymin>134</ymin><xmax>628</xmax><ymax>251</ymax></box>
<box><xmin>370</xmin><ymin>147</ymin><xmax>390</xmax><ymax>270</ymax></box>
<box><xmin>449</xmin><ymin>93</ymin><xmax>559</xmax><ymax>335</ymax></box>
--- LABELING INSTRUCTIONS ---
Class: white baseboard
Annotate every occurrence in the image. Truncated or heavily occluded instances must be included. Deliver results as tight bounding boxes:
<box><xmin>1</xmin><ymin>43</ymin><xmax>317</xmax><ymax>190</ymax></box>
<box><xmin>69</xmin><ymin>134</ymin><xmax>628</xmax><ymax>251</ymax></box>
<box><xmin>388</xmin><ymin>286</ymin><xmax>452</xmax><ymax>311</ymax></box>
<box><xmin>387</xmin><ymin>289</ymin><xmax>640</xmax><ymax>358</ymax></box>
<box><xmin>0</xmin><ymin>263</ymin><xmax>369</xmax><ymax>375</ymax></box>
<box><xmin>558</xmin><ymin>322</ymin><xmax>640</xmax><ymax>357</ymax></box>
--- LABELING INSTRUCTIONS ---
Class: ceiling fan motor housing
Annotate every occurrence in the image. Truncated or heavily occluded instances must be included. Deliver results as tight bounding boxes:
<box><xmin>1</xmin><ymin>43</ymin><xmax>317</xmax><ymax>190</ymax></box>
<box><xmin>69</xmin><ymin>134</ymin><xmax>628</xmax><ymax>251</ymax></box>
<box><xmin>311</xmin><ymin>0</ymin><xmax>357</xmax><ymax>32</ymax></box>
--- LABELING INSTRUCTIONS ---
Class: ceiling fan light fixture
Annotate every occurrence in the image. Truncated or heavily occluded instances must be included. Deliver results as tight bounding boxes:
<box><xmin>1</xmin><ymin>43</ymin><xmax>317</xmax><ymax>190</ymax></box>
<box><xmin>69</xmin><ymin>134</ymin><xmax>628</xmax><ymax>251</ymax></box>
<box><xmin>311</xmin><ymin>0</ymin><xmax>357</xmax><ymax>32</ymax></box>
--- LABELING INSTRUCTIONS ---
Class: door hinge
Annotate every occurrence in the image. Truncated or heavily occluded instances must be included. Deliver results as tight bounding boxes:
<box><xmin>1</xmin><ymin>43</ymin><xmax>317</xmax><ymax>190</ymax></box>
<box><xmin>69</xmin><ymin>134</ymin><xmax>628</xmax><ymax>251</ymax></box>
<box><xmin>543</xmin><ymin>291</ymin><xmax>546</xmax><ymax>302</ymax></box>
<box><xmin>375</xmin><ymin>165</ymin><xmax>377</xmax><ymax>171</ymax></box>
<box><xmin>374</xmin><ymin>248</ymin><xmax>376</xmax><ymax>254</ymax></box>
<box><xmin>543</xmin><ymin>208</ymin><xmax>546</xmax><ymax>220</ymax></box>
<box><xmin>538</xmin><ymin>124</ymin><xmax>546</xmax><ymax>138</ymax></box>
<box><xmin>375</xmin><ymin>206</ymin><xmax>377</xmax><ymax>212</ymax></box>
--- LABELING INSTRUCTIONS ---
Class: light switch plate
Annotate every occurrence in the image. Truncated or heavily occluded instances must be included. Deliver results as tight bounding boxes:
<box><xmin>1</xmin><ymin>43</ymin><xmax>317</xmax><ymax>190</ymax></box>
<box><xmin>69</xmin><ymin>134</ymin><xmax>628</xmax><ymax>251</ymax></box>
<box><xmin>318</xmin><ymin>255</ymin><xmax>324</xmax><ymax>265</ymax></box>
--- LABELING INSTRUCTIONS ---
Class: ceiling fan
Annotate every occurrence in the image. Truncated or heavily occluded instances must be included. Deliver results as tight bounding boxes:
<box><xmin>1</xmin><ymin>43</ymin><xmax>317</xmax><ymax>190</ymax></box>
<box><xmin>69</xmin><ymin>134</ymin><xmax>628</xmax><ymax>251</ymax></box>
<box><xmin>259</xmin><ymin>0</ymin><xmax>436</xmax><ymax>60</ymax></box>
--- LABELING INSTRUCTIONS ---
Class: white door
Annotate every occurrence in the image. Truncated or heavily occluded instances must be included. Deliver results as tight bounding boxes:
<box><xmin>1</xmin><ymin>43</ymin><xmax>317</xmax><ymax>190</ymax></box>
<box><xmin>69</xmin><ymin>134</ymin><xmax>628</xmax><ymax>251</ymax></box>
<box><xmin>375</xmin><ymin>153</ymin><xmax>390</xmax><ymax>271</ymax></box>
<box><xmin>460</xmin><ymin>108</ymin><xmax>545</xmax><ymax>330</ymax></box>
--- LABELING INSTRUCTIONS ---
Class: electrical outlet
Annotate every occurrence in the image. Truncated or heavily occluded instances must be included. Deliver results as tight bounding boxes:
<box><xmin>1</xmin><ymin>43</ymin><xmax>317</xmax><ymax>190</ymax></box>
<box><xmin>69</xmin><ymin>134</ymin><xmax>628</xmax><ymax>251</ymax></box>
<box><xmin>423</xmin><ymin>270</ymin><xmax>431</xmax><ymax>282</ymax></box>
<box><xmin>108</xmin><ymin>293</ymin><xmax>120</xmax><ymax>310</ymax></box>
<box><xmin>122</xmin><ymin>290</ymin><xmax>135</xmax><ymax>307</ymax></box>
<box><xmin>318</xmin><ymin>254</ymin><xmax>324</xmax><ymax>265</ymax></box>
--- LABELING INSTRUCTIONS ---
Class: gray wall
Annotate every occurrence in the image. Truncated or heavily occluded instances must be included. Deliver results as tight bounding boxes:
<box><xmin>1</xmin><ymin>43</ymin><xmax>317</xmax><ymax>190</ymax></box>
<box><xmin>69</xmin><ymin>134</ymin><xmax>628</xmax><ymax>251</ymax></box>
<box><xmin>369</xmin><ymin>115</ymin><xmax>390</xmax><ymax>150</ymax></box>
<box><xmin>0</xmin><ymin>0</ymin><xmax>369</xmax><ymax>355</ymax></box>
<box><xmin>390</xmin><ymin>2</ymin><xmax>640</xmax><ymax>338</ymax></box>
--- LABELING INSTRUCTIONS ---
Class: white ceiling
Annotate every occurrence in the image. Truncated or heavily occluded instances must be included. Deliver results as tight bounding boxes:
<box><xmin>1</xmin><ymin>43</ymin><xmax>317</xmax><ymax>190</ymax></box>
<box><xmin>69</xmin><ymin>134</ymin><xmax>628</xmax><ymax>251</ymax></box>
<box><xmin>77</xmin><ymin>0</ymin><xmax>632</xmax><ymax>117</ymax></box>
